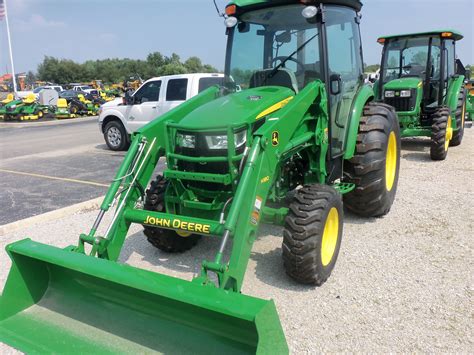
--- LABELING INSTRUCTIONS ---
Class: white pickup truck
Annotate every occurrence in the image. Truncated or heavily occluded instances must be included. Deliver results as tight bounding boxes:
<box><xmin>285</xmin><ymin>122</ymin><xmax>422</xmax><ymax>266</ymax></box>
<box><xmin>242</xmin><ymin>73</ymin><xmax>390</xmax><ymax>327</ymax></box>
<box><xmin>98</xmin><ymin>73</ymin><xmax>224</xmax><ymax>150</ymax></box>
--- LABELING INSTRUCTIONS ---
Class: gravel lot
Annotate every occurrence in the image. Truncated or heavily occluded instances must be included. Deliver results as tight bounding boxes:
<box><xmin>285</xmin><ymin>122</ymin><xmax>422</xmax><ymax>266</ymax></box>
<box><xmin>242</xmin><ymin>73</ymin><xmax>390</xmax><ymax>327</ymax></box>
<box><xmin>1</xmin><ymin>129</ymin><xmax>473</xmax><ymax>353</ymax></box>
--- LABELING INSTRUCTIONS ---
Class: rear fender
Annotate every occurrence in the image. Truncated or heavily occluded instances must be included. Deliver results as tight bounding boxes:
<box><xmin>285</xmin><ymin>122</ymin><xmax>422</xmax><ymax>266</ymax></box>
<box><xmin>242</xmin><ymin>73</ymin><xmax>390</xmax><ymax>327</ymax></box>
<box><xmin>344</xmin><ymin>85</ymin><xmax>374</xmax><ymax>160</ymax></box>
<box><xmin>446</xmin><ymin>75</ymin><xmax>465</xmax><ymax>129</ymax></box>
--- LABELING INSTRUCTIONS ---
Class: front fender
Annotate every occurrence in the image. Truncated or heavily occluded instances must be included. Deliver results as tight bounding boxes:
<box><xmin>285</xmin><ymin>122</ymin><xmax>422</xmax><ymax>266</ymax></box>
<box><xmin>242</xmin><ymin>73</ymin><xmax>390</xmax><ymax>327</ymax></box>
<box><xmin>344</xmin><ymin>85</ymin><xmax>374</xmax><ymax>160</ymax></box>
<box><xmin>99</xmin><ymin>108</ymin><xmax>128</xmax><ymax>132</ymax></box>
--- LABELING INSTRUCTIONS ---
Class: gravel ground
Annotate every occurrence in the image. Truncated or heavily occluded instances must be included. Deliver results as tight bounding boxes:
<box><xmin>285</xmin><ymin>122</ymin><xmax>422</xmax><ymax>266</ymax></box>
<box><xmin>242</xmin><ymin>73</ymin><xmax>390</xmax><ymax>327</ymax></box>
<box><xmin>1</xmin><ymin>129</ymin><xmax>473</xmax><ymax>353</ymax></box>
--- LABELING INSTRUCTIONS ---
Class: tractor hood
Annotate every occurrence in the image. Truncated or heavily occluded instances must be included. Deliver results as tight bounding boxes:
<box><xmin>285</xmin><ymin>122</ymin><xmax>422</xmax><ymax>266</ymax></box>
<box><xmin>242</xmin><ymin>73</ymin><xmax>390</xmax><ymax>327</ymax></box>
<box><xmin>177</xmin><ymin>86</ymin><xmax>295</xmax><ymax>130</ymax></box>
<box><xmin>384</xmin><ymin>77</ymin><xmax>422</xmax><ymax>90</ymax></box>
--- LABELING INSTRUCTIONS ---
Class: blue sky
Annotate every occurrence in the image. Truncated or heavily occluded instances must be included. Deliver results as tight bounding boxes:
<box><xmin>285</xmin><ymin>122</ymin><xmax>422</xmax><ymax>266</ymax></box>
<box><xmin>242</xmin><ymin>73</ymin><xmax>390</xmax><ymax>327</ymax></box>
<box><xmin>1</xmin><ymin>0</ymin><xmax>472</xmax><ymax>75</ymax></box>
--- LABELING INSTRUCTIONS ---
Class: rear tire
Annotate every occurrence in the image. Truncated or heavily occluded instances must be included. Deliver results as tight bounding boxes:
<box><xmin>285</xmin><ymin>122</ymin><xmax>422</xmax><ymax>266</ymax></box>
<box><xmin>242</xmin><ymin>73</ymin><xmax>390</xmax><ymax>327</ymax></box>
<box><xmin>143</xmin><ymin>175</ymin><xmax>201</xmax><ymax>253</ymax></box>
<box><xmin>450</xmin><ymin>88</ymin><xmax>466</xmax><ymax>147</ymax></box>
<box><xmin>430</xmin><ymin>107</ymin><xmax>451</xmax><ymax>161</ymax></box>
<box><xmin>104</xmin><ymin>120</ymin><xmax>130</xmax><ymax>151</ymax></box>
<box><xmin>344</xmin><ymin>102</ymin><xmax>400</xmax><ymax>217</ymax></box>
<box><xmin>282</xmin><ymin>184</ymin><xmax>343</xmax><ymax>285</ymax></box>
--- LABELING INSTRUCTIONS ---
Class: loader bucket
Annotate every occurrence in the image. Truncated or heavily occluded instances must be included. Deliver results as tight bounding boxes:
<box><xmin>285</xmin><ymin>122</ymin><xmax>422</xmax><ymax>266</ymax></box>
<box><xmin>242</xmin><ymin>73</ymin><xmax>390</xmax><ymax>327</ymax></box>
<box><xmin>0</xmin><ymin>239</ymin><xmax>288</xmax><ymax>354</ymax></box>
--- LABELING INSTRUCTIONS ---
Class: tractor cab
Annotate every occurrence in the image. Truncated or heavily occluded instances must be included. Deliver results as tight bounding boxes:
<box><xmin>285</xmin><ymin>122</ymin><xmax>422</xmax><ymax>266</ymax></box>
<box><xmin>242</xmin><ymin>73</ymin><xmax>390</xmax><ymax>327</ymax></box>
<box><xmin>376</xmin><ymin>30</ymin><xmax>466</xmax><ymax>159</ymax></box>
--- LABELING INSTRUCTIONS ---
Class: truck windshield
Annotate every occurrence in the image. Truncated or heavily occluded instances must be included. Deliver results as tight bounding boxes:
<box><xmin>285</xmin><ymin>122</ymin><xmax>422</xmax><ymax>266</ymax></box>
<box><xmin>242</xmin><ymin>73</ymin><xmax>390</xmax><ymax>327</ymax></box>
<box><xmin>225</xmin><ymin>4</ymin><xmax>321</xmax><ymax>93</ymax></box>
<box><xmin>382</xmin><ymin>36</ymin><xmax>441</xmax><ymax>83</ymax></box>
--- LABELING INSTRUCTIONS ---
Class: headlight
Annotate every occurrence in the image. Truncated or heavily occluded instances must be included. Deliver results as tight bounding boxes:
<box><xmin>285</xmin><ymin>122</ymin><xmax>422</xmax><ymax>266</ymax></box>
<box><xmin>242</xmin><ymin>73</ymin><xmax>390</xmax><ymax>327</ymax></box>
<box><xmin>384</xmin><ymin>90</ymin><xmax>395</xmax><ymax>98</ymax></box>
<box><xmin>176</xmin><ymin>133</ymin><xmax>195</xmax><ymax>148</ymax></box>
<box><xmin>205</xmin><ymin>130</ymin><xmax>247</xmax><ymax>150</ymax></box>
<box><xmin>400</xmin><ymin>90</ymin><xmax>411</xmax><ymax>97</ymax></box>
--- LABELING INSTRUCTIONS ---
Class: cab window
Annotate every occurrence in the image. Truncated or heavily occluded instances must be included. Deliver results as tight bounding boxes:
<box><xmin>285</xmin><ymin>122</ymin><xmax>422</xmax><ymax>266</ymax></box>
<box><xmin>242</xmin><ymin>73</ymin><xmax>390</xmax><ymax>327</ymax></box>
<box><xmin>166</xmin><ymin>79</ymin><xmax>188</xmax><ymax>101</ymax></box>
<box><xmin>133</xmin><ymin>80</ymin><xmax>162</xmax><ymax>103</ymax></box>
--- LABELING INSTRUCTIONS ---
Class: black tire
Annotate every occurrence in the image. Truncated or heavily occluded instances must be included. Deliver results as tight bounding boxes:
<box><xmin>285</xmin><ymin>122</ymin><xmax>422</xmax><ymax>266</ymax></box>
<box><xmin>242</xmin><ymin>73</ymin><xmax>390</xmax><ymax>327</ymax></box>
<box><xmin>104</xmin><ymin>120</ymin><xmax>130</xmax><ymax>151</ymax></box>
<box><xmin>36</xmin><ymin>109</ymin><xmax>44</xmax><ymax>119</ymax></box>
<box><xmin>450</xmin><ymin>88</ymin><xmax>466</xmax><ymax>147</ymax></box>
<box><xmin>143</xmin><ymin>175</ymin><xmax>201</xmax><ymax>253</ymax></box>
<box><xmin>430</xmin><ymin>106</ymin><xmax>451</xmax><ymax>160</ymax></box>
<box><xmin>343</xmin><ymin>102</ymin><xmax>400</xmax><ymax>217</ymax></box>
<box><xmin>282</xmin><ymin>184</ymin><xmax>343</xmax><ymax>285</ymax></box>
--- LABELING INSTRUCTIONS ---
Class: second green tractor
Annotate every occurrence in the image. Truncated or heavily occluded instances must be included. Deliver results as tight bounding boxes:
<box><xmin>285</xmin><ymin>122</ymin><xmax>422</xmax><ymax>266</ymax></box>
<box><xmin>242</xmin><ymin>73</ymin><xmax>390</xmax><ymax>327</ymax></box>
<box><xmin>375</xmin><ymin>30</ymin><xmax>467</xmax><ymax>160</ymax></box>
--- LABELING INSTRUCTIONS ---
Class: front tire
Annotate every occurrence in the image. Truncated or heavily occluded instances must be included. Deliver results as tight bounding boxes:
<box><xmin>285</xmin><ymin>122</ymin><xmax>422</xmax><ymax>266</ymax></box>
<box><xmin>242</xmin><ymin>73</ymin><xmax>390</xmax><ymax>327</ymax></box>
<box><xmin>282</xmin><ymin>184</ymin><xmax>343</xmax><ymax>285</ymax></box>
<box><xmin>450</xmin><ymin>88</ymin><xmax>466</xmax><ymax>147</ymax></box>
<box><xmin>104</xmin><ymin>120</ymin><xmax>129</xmax><ymax>151</ymax></box>
<box><xmin>344</xmin><ymin>102</ymin><xmax>400</xmax><ymax>217</ymax></box>
<box><xmin>143</xmin><ymin>175</ymin><xmax>201</xmax><ymax>253</ymax></box>
<box><xmin>430</xmin><ymin>107</ymin><xmax>451</xmax><ymax>160</ymax></box>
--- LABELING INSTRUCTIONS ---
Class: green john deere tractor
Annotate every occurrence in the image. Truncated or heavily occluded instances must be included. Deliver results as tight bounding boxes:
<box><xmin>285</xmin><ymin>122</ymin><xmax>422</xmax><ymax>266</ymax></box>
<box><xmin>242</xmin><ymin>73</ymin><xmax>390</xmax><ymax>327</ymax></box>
<box><xmin>376</xmin><ymin>30</ymin><xmax>467</xmax><ymax>160</ymax></box>
<box><xmin>0</xmin><ymin>0</ymin><xmax>400</xmax><ymax>353</ymax></box>
<box><xmin>466</xmin><ymin>79</ymin><xmax>474</xmax><ymax>122</ymax></box>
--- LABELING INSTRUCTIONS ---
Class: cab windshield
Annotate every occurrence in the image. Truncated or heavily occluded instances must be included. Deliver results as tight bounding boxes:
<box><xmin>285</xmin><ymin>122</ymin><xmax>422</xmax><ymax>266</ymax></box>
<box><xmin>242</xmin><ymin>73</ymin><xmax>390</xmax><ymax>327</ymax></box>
<box><xmin>225</xmin><ymin>4</ymin><xmax>321</xmax><ymax>93</ymax></box>
<box><xmin>382</xmin><ymin>36</ymin><xmax>441</xmax><ymax>83</ymax></box>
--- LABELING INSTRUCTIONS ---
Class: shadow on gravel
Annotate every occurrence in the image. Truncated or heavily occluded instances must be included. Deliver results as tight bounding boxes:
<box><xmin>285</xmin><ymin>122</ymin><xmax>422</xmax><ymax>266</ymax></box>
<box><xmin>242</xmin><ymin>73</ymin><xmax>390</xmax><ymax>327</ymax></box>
<box><xmin>120</xmin><ymin>230</ymin><xmax>222</xmax><ymax>276</ymax></box>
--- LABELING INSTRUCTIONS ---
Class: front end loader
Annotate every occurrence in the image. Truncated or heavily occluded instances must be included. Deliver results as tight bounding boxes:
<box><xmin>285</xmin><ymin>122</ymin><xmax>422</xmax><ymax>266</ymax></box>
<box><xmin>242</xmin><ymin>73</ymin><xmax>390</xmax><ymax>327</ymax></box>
<box><xmin>375</xmin><ymin>30</ymin><xmax>466</xmax><ymax>160</ymax></box>
<box><xmin>0</xmin><ymin>1</ymin><xmax>400</xmax><ymax>353</ymax></box>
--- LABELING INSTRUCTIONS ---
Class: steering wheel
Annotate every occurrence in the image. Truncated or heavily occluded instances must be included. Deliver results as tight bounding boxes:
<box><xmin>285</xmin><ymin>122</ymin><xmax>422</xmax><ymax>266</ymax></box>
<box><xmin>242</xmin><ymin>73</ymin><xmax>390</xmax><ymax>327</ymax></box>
<box><xmin>402</xmin><ymin>62</ymin><xmax>422</xmax><ymax>74</ymax></box>
<box><xmin>271</xmin><ymin>56</ymin><xmax>305</xmax><ymax>73</ymax></box>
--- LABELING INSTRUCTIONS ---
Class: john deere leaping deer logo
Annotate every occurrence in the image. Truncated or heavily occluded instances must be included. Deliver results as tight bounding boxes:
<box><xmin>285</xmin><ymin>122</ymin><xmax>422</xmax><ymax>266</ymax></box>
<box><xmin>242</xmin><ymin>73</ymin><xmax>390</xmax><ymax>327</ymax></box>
<box><xmin>271</xmin><ymin>131</ymin><xmax>279</xmax><ymax>146</ymax></box>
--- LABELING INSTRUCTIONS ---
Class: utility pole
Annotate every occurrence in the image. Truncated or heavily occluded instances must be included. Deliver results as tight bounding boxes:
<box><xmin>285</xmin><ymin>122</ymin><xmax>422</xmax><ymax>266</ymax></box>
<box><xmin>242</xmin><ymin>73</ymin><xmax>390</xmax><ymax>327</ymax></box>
<box><xmin>3</xmin><ymin>0</ymin><xmax>18</xmax><ymax>97</ymax></box>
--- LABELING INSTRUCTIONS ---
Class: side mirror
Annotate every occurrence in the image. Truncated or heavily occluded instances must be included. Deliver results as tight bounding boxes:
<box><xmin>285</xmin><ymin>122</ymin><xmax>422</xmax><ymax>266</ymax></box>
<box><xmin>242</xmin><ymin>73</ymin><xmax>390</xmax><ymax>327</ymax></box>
<box><xmin>124</xmin><ymin>90</ymin><xmax>135</xmax><ymax>105</ymax></box>
<box><xmin>330</xmin><ymin>74</ymin><xmax>342</xmax><ymax>95</ymax></box>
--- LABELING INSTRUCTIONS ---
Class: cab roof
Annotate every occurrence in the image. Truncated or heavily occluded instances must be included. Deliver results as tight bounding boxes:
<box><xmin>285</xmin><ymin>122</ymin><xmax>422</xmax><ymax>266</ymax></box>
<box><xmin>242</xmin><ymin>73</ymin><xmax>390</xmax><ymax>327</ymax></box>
<box><xmin>378</xmin><ymin>29</ymin><xmax>463</xmax><ymax>43</ymax></box>
<box><xmin>227</xmin><ymin>0</ymin><xmax>363</xmax><ymax>12</ymax></box>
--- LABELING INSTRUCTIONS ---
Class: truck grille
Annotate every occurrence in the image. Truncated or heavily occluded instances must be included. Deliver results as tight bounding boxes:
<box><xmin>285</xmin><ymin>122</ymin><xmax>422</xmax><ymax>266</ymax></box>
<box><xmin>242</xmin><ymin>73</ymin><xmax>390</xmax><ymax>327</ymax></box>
<box><xmin>384</xmin><ymin>90</ymin><xmax>417</xmax><ymax>112</ymax></box>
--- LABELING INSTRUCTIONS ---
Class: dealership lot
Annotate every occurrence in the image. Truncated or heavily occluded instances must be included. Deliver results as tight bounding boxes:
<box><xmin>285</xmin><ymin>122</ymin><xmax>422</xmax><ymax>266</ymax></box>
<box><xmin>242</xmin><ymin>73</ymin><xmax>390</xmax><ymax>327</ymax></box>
<box><xmin>1</xmin><ymin>121</ymin><xmax>473</xmax><ymax>353</ymax></box>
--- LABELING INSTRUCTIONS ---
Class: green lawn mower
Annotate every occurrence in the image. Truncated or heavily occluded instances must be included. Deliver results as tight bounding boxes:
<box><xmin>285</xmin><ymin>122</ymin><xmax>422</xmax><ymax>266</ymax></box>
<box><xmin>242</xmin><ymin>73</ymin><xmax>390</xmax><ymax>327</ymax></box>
<box><xmin>0</xmin><ymin>0</ymin><xmax>400</xmax><ymax>353</ymax></box>
<box><xmin>3</xmin><ymin>93</ymin><xmax>49</xmax><ymax>121</ymax></box>
<box><xmin>375</xmin><ymin>30</ymin><xmax>467</xmax><ymax>160</ymax></box>
<box><xmin>0</xmin><ymin>93</ymin><xmax>15</xmax><ymax>119</ymax></box>
<box><xmin>54</xmin><ymin>98</ymin><xmax>77</xmax><ymax>119</ymax></box>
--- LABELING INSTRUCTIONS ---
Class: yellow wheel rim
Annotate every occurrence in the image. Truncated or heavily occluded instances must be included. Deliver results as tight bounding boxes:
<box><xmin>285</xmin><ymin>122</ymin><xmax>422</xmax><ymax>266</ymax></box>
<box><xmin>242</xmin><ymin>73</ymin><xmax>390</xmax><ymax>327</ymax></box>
<box><xmin>321</xmin><ymin>207</ymin><xmax>339</xmax><ymax>267</ymax></box>
<box><xmin>385</xmin><ymin>131</ymin><xmax>397</xmax><ymax>192</ymax></box>
<box><xmin>38</xmin><ymin>111</ymin><xmax>43</xmax><ymax>118</ymax></box>
<box><xmin>445</xmin><ymin>116</ymin><xmax>453</xmax><ymax>151</ymax></box>
<box><xmin>461</xmin><ymin>102</ymin><xmax>466</xmax><ymax>129</ymax></box>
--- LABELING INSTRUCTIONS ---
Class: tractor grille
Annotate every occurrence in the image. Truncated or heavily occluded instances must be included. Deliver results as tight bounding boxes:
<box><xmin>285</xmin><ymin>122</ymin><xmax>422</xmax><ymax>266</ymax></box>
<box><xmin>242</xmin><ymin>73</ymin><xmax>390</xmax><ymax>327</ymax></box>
<box><xmin>384</xmin><ymin>89</ymin><xmax>417</xmax><ymax>112</ymax></box>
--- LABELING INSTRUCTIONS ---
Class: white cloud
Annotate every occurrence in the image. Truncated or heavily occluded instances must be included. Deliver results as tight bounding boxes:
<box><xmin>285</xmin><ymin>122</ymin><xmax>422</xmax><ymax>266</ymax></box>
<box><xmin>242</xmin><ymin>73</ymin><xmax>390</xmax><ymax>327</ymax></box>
<box><xmin>14</xmin><ymin>14</ymin><xmax>66</xmax><ymax>32</ymax></box>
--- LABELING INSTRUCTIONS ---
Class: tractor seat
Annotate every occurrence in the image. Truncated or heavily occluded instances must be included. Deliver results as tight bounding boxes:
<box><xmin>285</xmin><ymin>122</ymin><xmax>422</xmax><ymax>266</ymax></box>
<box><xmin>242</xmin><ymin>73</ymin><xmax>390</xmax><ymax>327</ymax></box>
<box><xmin>1</xmin><ymin>93</ymin><xmax>14</xmax><ymax>104</ymax></box>
<box><xmin>249</xmin><ymin>68</ymin><xmax>298</xmax><ymax>93</ymax></box>
<box><xmin>77</xmin><ymin>94</ymin><xmax>90</xmax><ymax>104</ymax></box>
<box><xmin>23</xmin><ymin>93</ymin><xmax>36</xmax><ymax>104</ymax></box>
<box><xmin>57</xmin><ymin>98</ymin><xmax>68</xmax><ymax>109</ymax></box>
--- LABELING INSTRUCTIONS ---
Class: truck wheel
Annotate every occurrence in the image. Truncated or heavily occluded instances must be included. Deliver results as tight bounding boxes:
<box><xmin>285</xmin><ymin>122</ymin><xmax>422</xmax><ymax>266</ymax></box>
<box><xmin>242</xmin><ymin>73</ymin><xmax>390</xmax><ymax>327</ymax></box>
<box><xmin>143</xmin><ymin>175</ymin><xmax>201</xmax><ymax>253</ymax></box>
<box><xmin>430</xmin><ymin>107</ymin><xmax>452</xmax><ymax>160</ymax></box>
<box><xmin>104</xmin><ymin>120</ymin><xmax>129</xmax><ymax>151</ymax></box>
<box><xmin>282</xmin><ymin>184</ymin><xmax>343</xmax><ymax>285</ymax></box>
<box><xmin>343</xmin><ymin>102</ymin><xmax>400</xmax><ymax>217</ymax></box>
<box><xmin>450</xmin><ymin>88</ymin><xmax>466</xmax><ymax>147</ymax></box>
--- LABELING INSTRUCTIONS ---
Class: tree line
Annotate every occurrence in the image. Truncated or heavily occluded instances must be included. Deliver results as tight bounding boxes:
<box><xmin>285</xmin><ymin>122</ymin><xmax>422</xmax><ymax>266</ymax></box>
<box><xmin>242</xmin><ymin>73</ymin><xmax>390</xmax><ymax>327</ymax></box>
<box><xmin>33</xmin><ymin>52</ymin><xmax>218</xmax><ymax>84</ymax></box>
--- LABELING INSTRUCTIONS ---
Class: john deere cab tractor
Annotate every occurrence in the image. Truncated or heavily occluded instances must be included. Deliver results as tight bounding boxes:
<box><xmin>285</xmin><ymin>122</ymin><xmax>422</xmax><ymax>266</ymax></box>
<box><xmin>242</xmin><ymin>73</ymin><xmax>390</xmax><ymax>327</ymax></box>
<box><xmin>376</xmin><ymin>30</ymin><xmax>466</xmax><ymax>160</ymax></box>
<box><xmin>466</xmin><ymin>79</ymin><xmax>474</xmax><ymax>122</ymax></box>
<box><xmin>0</xmin><ymin>1</ymin><xmax>400</xmax><ymax>352</ymax></box>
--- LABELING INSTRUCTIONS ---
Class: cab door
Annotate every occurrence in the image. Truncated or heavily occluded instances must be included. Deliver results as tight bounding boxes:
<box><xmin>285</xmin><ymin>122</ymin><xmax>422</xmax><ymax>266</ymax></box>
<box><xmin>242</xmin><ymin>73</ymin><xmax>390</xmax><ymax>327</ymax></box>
<box><xmin>125</xmin><ymin>80</ymin><xmax>162</xmax><ymax>132</ymax></box>
<box><xmin>324</xmin><ymin>6</ymin><xmax>364</xmax><ymax>158</ymax></box>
